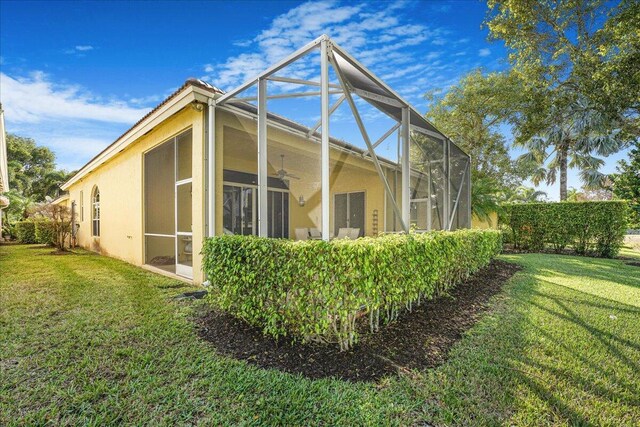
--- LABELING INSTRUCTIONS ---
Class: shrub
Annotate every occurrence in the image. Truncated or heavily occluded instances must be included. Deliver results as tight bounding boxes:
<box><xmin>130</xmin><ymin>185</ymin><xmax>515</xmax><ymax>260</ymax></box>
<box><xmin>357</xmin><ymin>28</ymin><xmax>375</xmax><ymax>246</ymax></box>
<box><xmin>34</xmin><ymin>220</ymin><xmax>56</xmax><ymax>246</ymax></box>
<box><xmin>501</xmin><ymin>201</ymin><xmax>628</xmax><ymax>258</ymax></box>
<box><xmin>15</xmin><ymin>221</ymin><xmax>36</xmax><ymax>244</ymax></box>
<box><xmin>203</xmin><ymin>230</ymin><xmax>502</xmax><ymax>350</ymax></box>
<box><xmin>33</xmin><ymin>203</ymin><xmax>75</xmax><ymax>250</ymax></box>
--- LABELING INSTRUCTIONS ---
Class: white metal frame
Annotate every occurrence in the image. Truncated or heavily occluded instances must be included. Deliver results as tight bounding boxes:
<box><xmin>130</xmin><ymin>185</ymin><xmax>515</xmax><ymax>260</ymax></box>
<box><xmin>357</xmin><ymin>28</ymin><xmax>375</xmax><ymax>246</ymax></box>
<box><xmin>210</xmin><ymin>34</ymin><xmax>471</xmax><ymax>239</ymax></box>
<box><xmin>141</xmin><ymin>130</ymin><xmax>194</xmax><ymax>280</ymax></box>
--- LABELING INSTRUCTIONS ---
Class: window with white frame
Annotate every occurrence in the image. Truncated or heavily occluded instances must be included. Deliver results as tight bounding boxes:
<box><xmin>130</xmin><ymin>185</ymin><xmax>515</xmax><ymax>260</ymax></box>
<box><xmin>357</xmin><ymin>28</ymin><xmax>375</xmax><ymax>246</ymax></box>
<box><xmin>91</xmin><ymin>187</ymin><xmax>100</xmax><ymax>236</ymax></box>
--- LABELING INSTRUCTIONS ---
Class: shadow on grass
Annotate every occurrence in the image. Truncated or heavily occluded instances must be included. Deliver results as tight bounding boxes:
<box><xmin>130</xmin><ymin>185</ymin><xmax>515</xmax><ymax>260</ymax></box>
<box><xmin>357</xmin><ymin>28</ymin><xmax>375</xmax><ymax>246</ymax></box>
<box><xmin>530</xmin><ymin>256</ymin><xmax>640</xmax><ymax>291</ymax></box>
<box><xmin>492</xmin><ymin>270</ymin><xmax>640</xmax><ymax>423</ymax></box>
<box><xmin>429</xmin><ymin>253</ymin><xmax>640</xmax><ymax>425</ymax></box>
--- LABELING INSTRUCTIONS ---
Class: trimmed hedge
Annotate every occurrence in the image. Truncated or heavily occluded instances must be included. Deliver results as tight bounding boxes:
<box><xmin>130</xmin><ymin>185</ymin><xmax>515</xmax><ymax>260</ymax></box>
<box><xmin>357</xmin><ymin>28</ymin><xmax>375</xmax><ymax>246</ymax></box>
<box><xmin>15</xmin><ymin>221</ymin><xmax>36</xmax><ymax>244</ymax></box>
<box><xmin>203</xmin><ymin>230</ymin><xmax>502</xmax><ymax>350</ymax></box>
<box><xmin>35</xmin><ymin>220</ymin><xmax>56</xmax><ymax>246</ymax></box>
<box><xmin>501</xmin><ymin>201</ymin><xmax>628</xmax><ymax>258</ymax></box>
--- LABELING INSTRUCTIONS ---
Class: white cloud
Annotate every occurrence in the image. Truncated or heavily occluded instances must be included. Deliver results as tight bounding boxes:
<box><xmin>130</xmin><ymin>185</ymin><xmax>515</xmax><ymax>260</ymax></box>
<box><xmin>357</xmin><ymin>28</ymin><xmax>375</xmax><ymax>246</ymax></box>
<box><xmin>203</xmin><ymin>0</ymin><xmax>448</xmax><ymax>92</ymax></box>
<box><xmin>479</xmin><ymin>48</ymin><xmax>491</xmax><ymax>57</ymax></box>
<box><xmin>0</xmin><ymin>71</ymin><xmax>150</xmax><ymax>124</ymax></box>
<box><xmin>128</xmin><ymin>94</ymin><xmax>164</xmax><ymax>106</ymax></box>
<box><xmin>45</xmin><ymin>137</ymin><xmax>113</xmax><ymax>170</ymax></box>
<box><xmin>64</xmin><ymin>45</ymin><xmax>95</xmax><ymax>55</ymax></box>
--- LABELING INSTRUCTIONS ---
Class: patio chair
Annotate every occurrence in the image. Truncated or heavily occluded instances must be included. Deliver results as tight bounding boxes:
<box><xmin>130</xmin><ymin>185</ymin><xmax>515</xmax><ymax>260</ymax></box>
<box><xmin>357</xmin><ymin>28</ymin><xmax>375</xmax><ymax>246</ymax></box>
<box><xmin>336</xmin><ymin>228</ymin><xmax>351</xmax><ymax>239</ymax></box>
<box><xmin>295</xmin><ymin>228</ymin><xmax>309</xmax><ymax>241</ymax></box>
<box><xmin>309</xmin><ymin>228</ymin><xmax>322</xmax><ymax>240</ymax></box>
<box><xmin>349</xmin><ymin>228</ymin><xmax>360</xmax><ymax>239</ymax></box>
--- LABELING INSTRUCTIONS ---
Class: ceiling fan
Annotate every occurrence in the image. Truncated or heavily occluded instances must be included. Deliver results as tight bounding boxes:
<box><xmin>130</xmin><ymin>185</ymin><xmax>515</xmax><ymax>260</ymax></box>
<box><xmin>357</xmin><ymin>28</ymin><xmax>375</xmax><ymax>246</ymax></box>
<box><xmin>273</xmin><ymin>154</ymin><xmax>300</xmax><ymax>181</ymax></box>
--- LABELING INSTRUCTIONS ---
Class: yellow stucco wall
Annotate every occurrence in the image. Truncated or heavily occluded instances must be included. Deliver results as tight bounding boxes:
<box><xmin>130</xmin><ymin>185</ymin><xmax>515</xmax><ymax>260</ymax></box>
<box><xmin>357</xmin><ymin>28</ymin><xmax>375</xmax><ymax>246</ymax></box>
<box><xmin>65</xmin><ymin>107</ymin><xmax>206</xmax><ymax>283</ymax></box>
<box><xmin>472</xmin><ymin>211</ymin><xmax>498</xmax><ymax>229</ymax></box>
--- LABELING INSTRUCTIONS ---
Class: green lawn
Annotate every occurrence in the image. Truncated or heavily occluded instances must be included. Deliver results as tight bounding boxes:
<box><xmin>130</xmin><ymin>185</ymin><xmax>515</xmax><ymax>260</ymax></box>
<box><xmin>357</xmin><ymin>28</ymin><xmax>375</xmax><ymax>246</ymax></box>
<box><xmin>1</xmin><ymin>244</ymin><xmax>639</xmax><ymax>426</ymax></box>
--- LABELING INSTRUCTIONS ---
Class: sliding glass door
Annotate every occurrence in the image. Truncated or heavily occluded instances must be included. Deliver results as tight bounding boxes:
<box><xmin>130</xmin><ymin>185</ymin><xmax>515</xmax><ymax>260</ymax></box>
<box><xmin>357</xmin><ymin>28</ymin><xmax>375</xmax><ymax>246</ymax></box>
<box><xmin>223</xmin><ymin>185</ymin><xmax>255</xmax><ymax>235</ymax></box>
<box><xmin>223</xmin><ymin>172</ymin><xmax>289</xmax><ymax>239</ymax></box>
<box><xmin>268</xmin><ymin>190</ymin><xmax>289</xmax><ymax>239</ymax></box>
<box><xmin>334</xmin><ymin>191</ymin><xmax>365</xmax><ymax>237</ymax></box>
<box><xmin>144</xmin><ymin>129</ymin><xmax>193</xmax><ymax>279</ymax></box>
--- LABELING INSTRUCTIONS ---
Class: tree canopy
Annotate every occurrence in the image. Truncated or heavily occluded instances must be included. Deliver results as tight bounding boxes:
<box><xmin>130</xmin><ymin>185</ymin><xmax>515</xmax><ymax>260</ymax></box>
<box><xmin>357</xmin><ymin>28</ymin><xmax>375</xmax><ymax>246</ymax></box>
<box><xmin>2</xmin><ymin>133</ymin><xmax>75</xmax><ymax>238</ymax></box>
<box><xmin>425</xmin><ymin>70</ymin><xmax>526</xmax><ymax>189</ymax></box>
<box><xmin>6</xmin><ymin>133</ymin><xmax>73</xmax><ymax>202</ymax></box>
<box><xmin>485</xmin><ymin>0</ymin><xmax>639</xmax><ymax>200</ymax></box>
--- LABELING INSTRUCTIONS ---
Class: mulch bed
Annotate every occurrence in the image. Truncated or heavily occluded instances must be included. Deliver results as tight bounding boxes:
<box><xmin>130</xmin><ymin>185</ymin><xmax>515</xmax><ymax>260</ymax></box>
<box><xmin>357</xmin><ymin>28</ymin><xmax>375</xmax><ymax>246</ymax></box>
<box><xmin>195</xmin><ymin>259</ymin><xmax>522</xmax><ymax>382</ymax></box>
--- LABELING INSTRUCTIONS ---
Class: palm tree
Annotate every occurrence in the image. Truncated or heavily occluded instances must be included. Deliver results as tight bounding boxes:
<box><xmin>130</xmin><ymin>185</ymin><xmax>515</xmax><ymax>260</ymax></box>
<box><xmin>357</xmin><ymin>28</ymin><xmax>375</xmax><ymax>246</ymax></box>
<box><xmin>3</xmin><ymin>190</ymin><xmax>33</xmax><ymax>219</ymax></box>
<box><xmin>471</xmin><ymin>177</ymin><xmax>502</xmax><ymax>225</ymax></box>
<box><xmin>506</xmin><ymin>186</ymin><xmax>547</xmax><ymax>203</ymax></box>
<box><xmin>566</xmin><ymin>187</ymin><xmax>583</xmax><ymax>201</ymax></box>
<box><xmin>516</xmin><ymin>95</ymin><xmax>630</xmax><ymax>200</ymax></box>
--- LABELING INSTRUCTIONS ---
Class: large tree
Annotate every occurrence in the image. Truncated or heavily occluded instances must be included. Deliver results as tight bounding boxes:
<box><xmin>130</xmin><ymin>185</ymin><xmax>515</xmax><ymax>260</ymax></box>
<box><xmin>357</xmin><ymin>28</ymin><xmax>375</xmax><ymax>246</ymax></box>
<box><xmin>515</xmin><ymin>94</ymin><xmax>630</xmax><ymax>199</ymax></box>
<box><xmin>2</xmin><ymin>134</ymin><xmax>74</xmax><ymax>239</ymax></box>
<box><xmin>586</xmin><ymin>0</ymin><xmax>640</xmax><ymax>138</ymax></box>
<box><xmin>486</xmin><ymin>0</ymin><xmax>639</xmax><ymax>200</ymax></box>
<box><xmin>425</xmin><ymin>70</ymin><xmax>525</xmax><ymax>188</ymax></box>
<box><xmin>425</xmin><ymin>70</ymin><xmax>532</xmax><ymax>221</ymax></box>
<box><xmin>6</xmin><ymin>133</ymin><xmax>71</xmax><ymax>201</ymax></box>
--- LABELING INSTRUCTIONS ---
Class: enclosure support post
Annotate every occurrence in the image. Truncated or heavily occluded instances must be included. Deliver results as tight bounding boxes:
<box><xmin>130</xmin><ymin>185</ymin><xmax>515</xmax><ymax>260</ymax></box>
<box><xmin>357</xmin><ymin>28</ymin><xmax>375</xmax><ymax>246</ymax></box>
<box><xmin>427</xmin><ymin>159</ymin><xmax>432</xmax><ymax>231</ymax></box>
<box><xmin>257</xmin><ymin>78</ymin><xmax>268</xmax><ymax>237</ymax></box>
<box><xmin>320</xmin><ymin>39</ymin><xmax>330</xmax><ymax>241</ymax></box>
<box><xmin>444</xmin><ymin>139</ymin><xmax>450</xmax><ymax>230</ymax></box>
<box><xmin>401</xmin><ymin>107</ymin><xmax>411</xmax><ymax>231</ymax></box>
<box><xmin>467</xmin><ymin>156</ymin><xmax>472</xmax><ymax>228</ymax></box>
<box><xmin>448</xmin><ymin>161</ymin><xmax>468</xmax><ymax>230</ymax></box>
<box><xmin>207</xmin><ymin>99</ymin><xmax>216</xmax><ymax>237</ymax></box>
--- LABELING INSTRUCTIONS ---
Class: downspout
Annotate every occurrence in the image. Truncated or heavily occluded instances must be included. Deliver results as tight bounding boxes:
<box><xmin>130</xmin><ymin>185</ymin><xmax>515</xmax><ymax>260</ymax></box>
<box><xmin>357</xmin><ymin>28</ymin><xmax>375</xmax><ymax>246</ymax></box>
<box><xmin>207</xmin><ymin>97</ymin><xmax>215</xmax><ymax>238</ymax></box>
<box><xmin>203</xmin><ymin>97</ymin><xmax>215</xmax><ymax>288</ymax></box>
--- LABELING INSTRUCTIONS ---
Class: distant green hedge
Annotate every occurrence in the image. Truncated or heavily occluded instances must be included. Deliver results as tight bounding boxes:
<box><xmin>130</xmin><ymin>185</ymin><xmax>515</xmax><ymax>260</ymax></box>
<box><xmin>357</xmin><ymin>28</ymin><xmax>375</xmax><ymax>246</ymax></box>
<box><xmin>15</xmin><ymin>221</ymin><xmax>36</xmax><ymax>244</ymax></box>
<box><xmin>501</xmin><ymin>201</ymin><xmax>628</xmax><ymax>258</ymax></box>
<box><xmin>35</xmin><ymin>221</ymin><xmax>56</xmax><ymax>246</ymax></box>
<box><xmin>203</xmin><ymin>230</ymin><xmax>502</xmax><ymax>350</ymax></box>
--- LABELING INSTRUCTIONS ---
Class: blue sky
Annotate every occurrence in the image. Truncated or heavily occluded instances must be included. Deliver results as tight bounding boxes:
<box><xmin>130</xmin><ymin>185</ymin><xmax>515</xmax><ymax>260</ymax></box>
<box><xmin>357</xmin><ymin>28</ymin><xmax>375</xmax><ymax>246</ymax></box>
<box><xmin>0</xmin><ymin>0</ymin><xmax>629</xmax><ymax>200</ymax></box>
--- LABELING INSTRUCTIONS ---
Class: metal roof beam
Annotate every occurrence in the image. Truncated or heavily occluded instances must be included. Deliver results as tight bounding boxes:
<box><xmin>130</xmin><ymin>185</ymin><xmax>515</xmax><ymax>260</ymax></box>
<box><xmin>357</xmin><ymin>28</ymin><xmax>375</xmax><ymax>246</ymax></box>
<box><xmin>234</xmin><ymin>89</ymin><xmax>342</xmax><ymax>102</ymax></box>
<box><xmin>362</xmin><ymin>122</ymin><xmax>400</xmax><ymax>157</ymax></box>
<box><xmin>352</xmin><ymin>88</ymin><xmax>404</xmax><ymax>108</ymax></box>
<box><xmin>215</xmin><ymin>35</ymin><xmax>326</xmax><ymax>106</ymax></box>
<box><xmin>267</xmin><ymin>76</ymin><xmax>342</xmax><ymax>90</ymax></box>
<box><xmin>410</xmin><ymin>124</ymin><xmax>446</xmax><ymax>141</ymax></box>
<box><xmin>306</xmin><ymin>94</ymin><xmax>345</xmax><ymax>137</ymax></box>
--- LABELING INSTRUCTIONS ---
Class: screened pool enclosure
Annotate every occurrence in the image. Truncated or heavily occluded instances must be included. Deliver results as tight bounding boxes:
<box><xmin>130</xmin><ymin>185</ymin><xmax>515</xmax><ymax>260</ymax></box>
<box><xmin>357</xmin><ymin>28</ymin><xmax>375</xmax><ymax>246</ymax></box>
<box><xmin>208</xmin><ymin>35</ymin><xmax>471</xmax><ymax>242</ymax></box>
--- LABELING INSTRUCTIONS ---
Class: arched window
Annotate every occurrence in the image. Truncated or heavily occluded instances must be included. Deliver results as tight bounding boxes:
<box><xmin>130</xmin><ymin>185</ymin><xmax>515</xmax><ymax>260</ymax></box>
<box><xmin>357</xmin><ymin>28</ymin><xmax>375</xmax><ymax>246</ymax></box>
<box><xmin>92</xmin><ymin>187</ymin><xmax>100</xmax><ymax>237</ymax></box>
